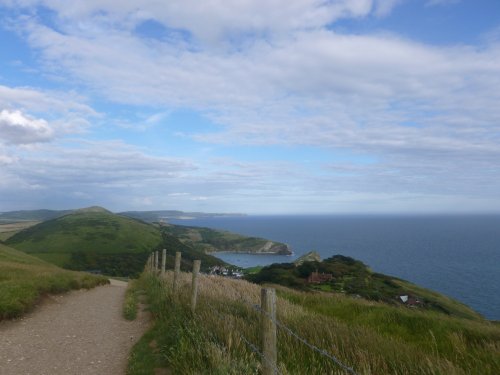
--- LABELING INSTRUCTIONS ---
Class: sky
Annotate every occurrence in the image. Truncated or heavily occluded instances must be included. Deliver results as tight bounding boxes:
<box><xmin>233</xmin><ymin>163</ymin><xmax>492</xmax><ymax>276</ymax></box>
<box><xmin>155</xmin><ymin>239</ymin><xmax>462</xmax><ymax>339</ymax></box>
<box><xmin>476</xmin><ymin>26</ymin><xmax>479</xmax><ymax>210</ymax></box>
<box><xmin>0</xmin><ymin>0</ymin><xmax>500</xmax><ymax>214</ymax></box>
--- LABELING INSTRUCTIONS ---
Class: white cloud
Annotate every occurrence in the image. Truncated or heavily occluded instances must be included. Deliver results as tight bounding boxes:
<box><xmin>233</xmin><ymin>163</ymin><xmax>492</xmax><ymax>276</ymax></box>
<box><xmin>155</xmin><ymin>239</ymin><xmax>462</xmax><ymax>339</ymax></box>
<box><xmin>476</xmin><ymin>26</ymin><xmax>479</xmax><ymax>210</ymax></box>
<box><xmin>0</xmin><ymin>109</ymin><xmax>54</xmax><ymax>144</ymax></box>
<box><xmin>374</xmin><ymin>0</ymin><xmax>404</xmax><ymax>17</ymax></box>
<box><xmin>0</xmin><ymin>85</ymin><xmax>96</xmax><ymax>116</ymax></box>
<box><xmin>2</xmin><ymin>0</ymin><xmax>397</xmax><ymax>42</ymax></box>
<box><xmin>0</xmin><ymin>154</ymin><xmax>17</xmax><ymax>165</ymax></box>
<box><xmin>1</xmin><ymin>0</ymin><xmax>499</xmax><ymax>213</ymax></box>
<box><xmin>0</xmin><ymin>84</ymin><xmax>98</xmax><ymax>137</ymax></box>
<box><xmin>168</xmin><ymin>192</ymin><xmax>189</xmax><ymax>197</ymax></box>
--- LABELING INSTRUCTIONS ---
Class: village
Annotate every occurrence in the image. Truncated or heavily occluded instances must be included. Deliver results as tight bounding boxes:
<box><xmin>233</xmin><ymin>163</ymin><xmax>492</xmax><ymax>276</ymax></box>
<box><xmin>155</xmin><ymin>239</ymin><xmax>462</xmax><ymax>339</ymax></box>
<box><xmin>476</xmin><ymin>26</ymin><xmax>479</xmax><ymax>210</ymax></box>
<box><xmin>208</xmin><ymin>265</ymin><xmax>244</xmax><ymax>279</ymax></box>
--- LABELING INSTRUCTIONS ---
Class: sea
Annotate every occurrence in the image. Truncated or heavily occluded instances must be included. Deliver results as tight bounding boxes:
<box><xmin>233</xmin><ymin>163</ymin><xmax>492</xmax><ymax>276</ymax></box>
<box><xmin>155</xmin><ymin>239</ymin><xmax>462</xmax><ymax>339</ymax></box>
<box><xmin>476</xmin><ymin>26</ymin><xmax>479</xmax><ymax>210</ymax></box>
<box><xmin>170</xmin><ymin>215</ymin><xmax>500</xmax><ymax>321</ymax></box>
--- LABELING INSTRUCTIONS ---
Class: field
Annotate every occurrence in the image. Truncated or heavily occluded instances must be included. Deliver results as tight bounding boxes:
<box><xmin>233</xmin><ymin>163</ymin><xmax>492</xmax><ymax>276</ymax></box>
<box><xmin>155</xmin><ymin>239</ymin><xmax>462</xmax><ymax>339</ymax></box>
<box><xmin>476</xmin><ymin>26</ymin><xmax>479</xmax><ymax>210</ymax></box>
<box><xmin>127</xmin><ymin>269</ymin><xmax>500</xmax><ymax>375</ymax></box>
<box><xmin>0</xmin><ymin>221</ymin><xmax>40</xmax><ymax>241</ymax></box>
<box><xmin>0</xmin><ymin>243</ymin><xmax>108</xmax><ymax>320</ymax></box>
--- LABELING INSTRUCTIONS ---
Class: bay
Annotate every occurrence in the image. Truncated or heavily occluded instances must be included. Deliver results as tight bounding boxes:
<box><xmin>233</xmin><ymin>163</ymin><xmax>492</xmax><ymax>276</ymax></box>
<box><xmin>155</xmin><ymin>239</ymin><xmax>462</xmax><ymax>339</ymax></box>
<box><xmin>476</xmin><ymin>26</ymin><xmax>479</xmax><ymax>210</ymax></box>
<box><xmin>170</xmin><ymin>215</ymin><xmax>500</xmax><ymax>320</ymax></box>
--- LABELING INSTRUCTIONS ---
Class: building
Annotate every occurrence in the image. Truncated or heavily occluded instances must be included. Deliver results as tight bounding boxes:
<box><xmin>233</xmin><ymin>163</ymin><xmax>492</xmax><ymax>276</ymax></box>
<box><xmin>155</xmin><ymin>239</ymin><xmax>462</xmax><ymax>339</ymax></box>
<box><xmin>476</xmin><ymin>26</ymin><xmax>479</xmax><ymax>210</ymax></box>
<box><xmin>307</xmin><ymin>271</ymin><xmax>333</xmax><ymax>284</ymax></box>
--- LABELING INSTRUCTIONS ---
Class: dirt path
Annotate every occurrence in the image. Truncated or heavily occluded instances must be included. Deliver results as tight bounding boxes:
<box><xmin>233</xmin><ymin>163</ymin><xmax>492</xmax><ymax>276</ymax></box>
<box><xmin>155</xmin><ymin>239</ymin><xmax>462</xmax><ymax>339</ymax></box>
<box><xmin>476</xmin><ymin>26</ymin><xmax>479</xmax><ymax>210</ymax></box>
<box><xmin>0</xmin><ymin>280</ymin><xmax>149</xmax><ymax>375</ymax></box>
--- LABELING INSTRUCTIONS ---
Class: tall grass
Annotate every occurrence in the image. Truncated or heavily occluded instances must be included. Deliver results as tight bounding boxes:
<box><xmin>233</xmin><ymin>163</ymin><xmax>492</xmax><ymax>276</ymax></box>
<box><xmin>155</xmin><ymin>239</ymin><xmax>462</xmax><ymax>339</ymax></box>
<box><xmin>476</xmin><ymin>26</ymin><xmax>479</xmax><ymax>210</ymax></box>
<box><xmin>123</xmin><ymin>279</ymin><xmax>140</xmax><ymax>320</ymax></box>
<box><xmin>0</xmin><ymin>244</ymin><xmax>109</xmax><ymax>320</ymax></box>
<box><xmin>130</xmin><ymin>270</ymin><xmax>500</xmax><ymax>374</ymax></box>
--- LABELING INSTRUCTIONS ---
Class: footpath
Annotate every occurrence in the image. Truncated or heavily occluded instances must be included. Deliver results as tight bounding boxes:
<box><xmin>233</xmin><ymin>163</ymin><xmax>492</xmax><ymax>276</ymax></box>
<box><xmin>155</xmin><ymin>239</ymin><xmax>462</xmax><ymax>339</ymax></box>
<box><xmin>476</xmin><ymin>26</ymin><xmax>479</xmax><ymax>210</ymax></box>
<box><xmin>0</xmin><ymin>280</ymin><xmax>149</xmax><ymax>375</ymax></box>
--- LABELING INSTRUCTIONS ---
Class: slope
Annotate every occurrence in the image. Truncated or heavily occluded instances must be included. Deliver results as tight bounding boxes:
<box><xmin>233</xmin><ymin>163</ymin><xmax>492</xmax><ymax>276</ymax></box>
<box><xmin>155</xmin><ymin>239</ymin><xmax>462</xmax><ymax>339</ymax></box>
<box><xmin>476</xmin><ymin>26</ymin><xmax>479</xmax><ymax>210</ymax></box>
<box><xmin>130</xmin><ymin>270</ymin><xmax>500</xmax><ymax>374</ymax></box>
<box><xmin>247</xmin><ymin>255</ymin><xmax>483</xmax><ymax>320</ymax></box>
<box><xmin>0</xmin><ymin>243</ymin><xmax>107</xmax><ymax>320</ymax></box>
<box><xmin>6</xmin><ymin>208</ymin><xmax>162</xmax><ymax>276</ymax></box>
<box><xmin>160</xmin><ymin>223</ymin><xmax>292</xmax><ymax>254</ymax></box>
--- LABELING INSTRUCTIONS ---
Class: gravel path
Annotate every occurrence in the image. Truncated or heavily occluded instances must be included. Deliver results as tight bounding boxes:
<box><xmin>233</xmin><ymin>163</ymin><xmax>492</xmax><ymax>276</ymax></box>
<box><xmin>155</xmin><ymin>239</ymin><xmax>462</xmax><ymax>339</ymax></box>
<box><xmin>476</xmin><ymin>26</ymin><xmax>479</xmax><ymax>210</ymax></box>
<box><xmin>0</xmin><ymin>280</ymin><xmax>149</xmax><ymax>375</ymax></box>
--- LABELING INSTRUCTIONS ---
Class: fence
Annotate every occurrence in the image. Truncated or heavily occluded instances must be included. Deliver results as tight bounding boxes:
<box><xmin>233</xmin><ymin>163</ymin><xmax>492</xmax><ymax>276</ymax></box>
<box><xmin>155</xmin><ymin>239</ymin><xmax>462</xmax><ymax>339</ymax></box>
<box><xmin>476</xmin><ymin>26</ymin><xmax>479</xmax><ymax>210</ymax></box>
<box><xmin>146</xmin><ymin>250</ymin><xmax>358</xmax><ymax>375</ymax></box>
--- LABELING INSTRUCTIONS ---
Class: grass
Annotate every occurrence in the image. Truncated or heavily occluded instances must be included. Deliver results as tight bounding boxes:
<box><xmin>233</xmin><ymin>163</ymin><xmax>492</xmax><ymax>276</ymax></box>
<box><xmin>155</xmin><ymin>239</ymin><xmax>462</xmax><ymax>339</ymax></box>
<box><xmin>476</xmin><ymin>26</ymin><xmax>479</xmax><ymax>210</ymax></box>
<box><xmin>247</xmin><ymin>256</ymin><xmax>482</xmax><ymax>320</ymax></box>
<box><xmin>0</xmin><ymin>221</ymin><xmax>40</xmax><ymax>241</ymax></box>
<box><xmin>5</xmin><ymin>210</ymin><xmax>162</xmax><ymax>276</ymax></box>
<box><xmin>123</xmin><ymin>279</ymin><xmax>140</xmax><ymax>320</ymax></box>
<box><xmin>128</xmin><ymin>269</ymin><xmax>500</xmax><ymax>374</ymax></box>
<box><xmin>0</xmin><ymin>243</ymin><xmax>109</xmax><ymax>320</ymax></box>
<box><xmin>6</xmin><ymin>211</ymin><xmax>162</xmax><ymax>255</ymax></box>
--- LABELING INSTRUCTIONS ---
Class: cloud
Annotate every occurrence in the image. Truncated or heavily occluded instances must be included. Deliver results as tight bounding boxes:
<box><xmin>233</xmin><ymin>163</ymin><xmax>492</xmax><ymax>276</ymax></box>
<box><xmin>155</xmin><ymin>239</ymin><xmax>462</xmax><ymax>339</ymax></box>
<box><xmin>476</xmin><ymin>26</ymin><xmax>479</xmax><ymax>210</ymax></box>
<box><xmin>0</xmin><ymin>84</ymin><xmax>98</xmax><ymax>137</ymax></box>
<box><xmin>0</xmin><ymin>85</ymin><xmax>96</xmax><ymax>116</ymax></box>
<box><xmin>374</xmin><ymin>0</ymin><xmax>404</xmax><ymax>17</ymax></box>
<box><xmin>1</xmin><ymin>1</ymin><xmax>499</xmax><ymax>213</ymax></box>
<box><xmin>0</xmin><ymin>139</ymin><xmax>201</xmax><ymax>209</ymax></box>
<box><xmin>2</xmin><ymin>0</ymin><xmax>398</xmax><ymax>42</ymax></box>
<box><xmin>0</xmin><ymin>153</ymin><xmax>17</xmax><ymax>165</ymax></box>
<box><xmin>426</xmin><ymin>0</ymin><xmax>460</xmax><ymax>6</ymax></box>
<box><xmin>0</xmin><ymin>109</ymin><xmax>54</xmax><ymax>144</ymax></box>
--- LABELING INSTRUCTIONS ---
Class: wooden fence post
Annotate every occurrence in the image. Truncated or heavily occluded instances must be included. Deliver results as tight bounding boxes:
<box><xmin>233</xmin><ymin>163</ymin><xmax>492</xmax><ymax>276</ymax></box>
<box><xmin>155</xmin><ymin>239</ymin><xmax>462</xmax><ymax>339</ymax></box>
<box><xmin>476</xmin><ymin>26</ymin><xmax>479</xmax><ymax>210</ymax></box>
<box><xmin>261</xmin><ymin>288</ymin><xmax>277</xmax><ymax>375</ymax></box>
<box><xmin>154</xmin><ymin>251</ymin><xmax>159</xmax><ymax>272</ymax></box>
<box><xmin>173</xmin><ymin>251</ymin><xmax>181</xmax><ymax>293</ymax></box>
<box><xmin>161</xmin><ymin>248</ymin><xmax>166</xmax><ymax>277</ymax></box>
<box><xmin>191</xmin><ymin>260</ymin><xmax>201</xmax><ymax>314</ymax></box>
<box><xmin>149</xmin><ymin>253</ymin><xmax>153</xmax><ymax>272</ymax></box>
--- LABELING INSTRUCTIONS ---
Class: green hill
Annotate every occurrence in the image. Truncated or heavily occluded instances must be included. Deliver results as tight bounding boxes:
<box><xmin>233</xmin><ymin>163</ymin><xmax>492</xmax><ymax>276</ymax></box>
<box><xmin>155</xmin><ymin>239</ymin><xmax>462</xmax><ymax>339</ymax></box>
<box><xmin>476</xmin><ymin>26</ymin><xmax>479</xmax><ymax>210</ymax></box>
<box><xmin>4</xmin><ymin>208</ymin><xmax>232</xmax><ymax>276</ymax></box>
<box><xmin>156</xmin><ymin>226</ymin><xmax>227</xmax><ymax>271</ymax></box>
<box><xmin>0</xmin><ymin>243</ymin><xmax>107</xmax><ymax>320</ymax></box>
<box><xmin>247</xmin><ymin>255</ymin><xmax>482</xmax><ymax>320</ymax></box>
<box><xmin>6</xmin><ymin>208</ymin><xmax>162</xmax><ymax>277</ymax></box>
<box><xmin>160</xmin><ymin>223</ymin><xmax>292</xmax><ymax>254</ymax></box>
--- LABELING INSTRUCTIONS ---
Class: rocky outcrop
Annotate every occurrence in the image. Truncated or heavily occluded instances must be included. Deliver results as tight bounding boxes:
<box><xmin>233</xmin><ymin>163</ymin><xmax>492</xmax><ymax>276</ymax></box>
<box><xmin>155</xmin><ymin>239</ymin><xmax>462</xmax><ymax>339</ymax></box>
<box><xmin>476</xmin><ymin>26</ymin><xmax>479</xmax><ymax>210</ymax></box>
<box><xmin>254</xmin><ymin>241</ymin><xmax>292</xmax><ymax>255</ymax></box>
<box><xmin>293</xmin><ymin>251</ymin><xmax>321</xmax><ymax>265</ymax></box>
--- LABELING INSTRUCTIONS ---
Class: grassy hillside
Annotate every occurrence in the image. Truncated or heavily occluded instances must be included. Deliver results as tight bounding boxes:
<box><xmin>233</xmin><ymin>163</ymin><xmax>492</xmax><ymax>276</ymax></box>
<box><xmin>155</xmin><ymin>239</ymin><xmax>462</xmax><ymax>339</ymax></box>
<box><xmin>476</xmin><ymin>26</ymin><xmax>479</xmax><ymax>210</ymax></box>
<box><xmin>0</xmin><ymin>221</ymin><xmax>40</xmax><ymax>241</ymax></box>
<box><xmin>156</xmin><ymin>226</ymin><xmax>227</xmax><ymax>272</ymax></box>
<box><xmin>0</xmin><ymin>243</ymin><xmax>108</xmax><ymax>320</ymax></box>
<box><xmin>6</xmin><ymin>208</ymin><xmax>162</xmax><ymax>276</ymax></box>
<box><xmin>247</xmin><ymin>255</ymin><xmax>482</xmax><ymax>320</ymax></box>
<box><xmin>128</xmin><ymin>270</ymin><xmax>500</xmax><ymax>374</ymax></box>
<box><xmin>160</xmin><ymin>223</ymin><xmax>292</xmax><ymax>254</ymax></box>
<box><xmin>3</xmin><ymin>207</ymin><xmax>293</xmax><ymax>276</ymax></box>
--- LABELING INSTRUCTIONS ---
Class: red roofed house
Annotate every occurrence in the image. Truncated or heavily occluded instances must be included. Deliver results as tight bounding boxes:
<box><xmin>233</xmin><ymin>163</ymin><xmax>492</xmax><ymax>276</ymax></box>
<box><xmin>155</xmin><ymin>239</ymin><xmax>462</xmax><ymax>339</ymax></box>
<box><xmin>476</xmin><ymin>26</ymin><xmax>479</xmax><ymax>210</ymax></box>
<box><xmin>307</xmin><ymin>271</ymin><xmax>333</xmax><ymax>284</ymax></box>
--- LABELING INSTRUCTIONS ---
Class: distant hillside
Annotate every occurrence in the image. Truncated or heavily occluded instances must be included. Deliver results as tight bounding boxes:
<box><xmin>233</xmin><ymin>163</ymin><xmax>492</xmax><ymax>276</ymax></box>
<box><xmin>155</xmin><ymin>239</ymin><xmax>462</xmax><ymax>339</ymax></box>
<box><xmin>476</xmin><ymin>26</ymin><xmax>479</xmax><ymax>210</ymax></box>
<box><xmin>119</xmin><ymin>210</ymin><xmax>246</xmax><ymax>222</ymax></box>
<box><xmin>0</xmin><ymin>221</ymin><xmax>40</xmax><ymax>241</ymax></box>
<box><xmin>6</xmin><ymin>209</ymin><xmax>162</xmax><ymax>277</ymax></box>
<box><xmin>160</xmin><ymin>223</ymin><xmax>292</xmax><ymax>255</ymax></box>
<box><xmin>1</xmin><ymin>208</ymin><xmax>245</xmax><ymax>224</ymax></box>
<box><xmin>0</xmin><ymin>209</ymin><xmax>72</xmax><ymax>222</ymax></box>
<box><xmin>247</xmin><ymin>255</ymin><xmax>482</xmax><ymax>320</ymax></box>
<box><xmin>4</xmin><ymin>206</ymin><xmax>289</xmax><ymax>276</ymax></box>
<box><xmin>158</xmin><ymin>228</ymin><xmax>226</xmax><ymax>272</ymax></box>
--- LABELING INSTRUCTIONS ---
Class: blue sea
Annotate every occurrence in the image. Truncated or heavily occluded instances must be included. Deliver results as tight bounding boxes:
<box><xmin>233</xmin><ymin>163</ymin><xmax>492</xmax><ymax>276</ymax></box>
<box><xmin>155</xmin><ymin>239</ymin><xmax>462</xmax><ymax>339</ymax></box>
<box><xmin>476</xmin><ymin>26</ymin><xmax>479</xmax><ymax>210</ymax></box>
<box><xmin>170</xmin><ymin>215</ymin><xmax>500</xmax><ymax>320</ymax></box>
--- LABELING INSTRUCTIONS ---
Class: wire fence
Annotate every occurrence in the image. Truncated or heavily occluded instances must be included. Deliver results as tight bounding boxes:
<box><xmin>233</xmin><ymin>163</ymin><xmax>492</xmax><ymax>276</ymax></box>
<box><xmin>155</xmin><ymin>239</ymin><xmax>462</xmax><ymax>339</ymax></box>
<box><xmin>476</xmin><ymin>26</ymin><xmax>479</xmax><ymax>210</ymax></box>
<box><xmin>146</xmin><ymin>252</ymin><xmax>359</xmax><ymax>375</ymax></box>
<box><xmin>246</xmin><ymin>300</ymin><xmax>357</xmax><ymax>375</ymax></box>
<box><xmin>203</xmin><ymin>298</ymin><xmax>284</xmax><ymax>375</ymax></box>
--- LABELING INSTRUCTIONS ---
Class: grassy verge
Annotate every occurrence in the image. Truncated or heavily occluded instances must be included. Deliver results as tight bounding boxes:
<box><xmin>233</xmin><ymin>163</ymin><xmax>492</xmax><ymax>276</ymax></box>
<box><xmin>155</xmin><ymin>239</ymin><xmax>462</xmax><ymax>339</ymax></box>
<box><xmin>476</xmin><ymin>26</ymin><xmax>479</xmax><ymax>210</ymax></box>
<box><xmin>0</xmin><ymin>243</ymin><xmax>109</xmax><ymax>320</ymax></box>
<box><xmin>129</xmin><ymin>270</ymin><xmax>500</xmax><ymax>374</ymax></box>
<box><xmin>123</xmin><ymin>279</ymin><xmax>140</xmax><ymax>320</ymax></box>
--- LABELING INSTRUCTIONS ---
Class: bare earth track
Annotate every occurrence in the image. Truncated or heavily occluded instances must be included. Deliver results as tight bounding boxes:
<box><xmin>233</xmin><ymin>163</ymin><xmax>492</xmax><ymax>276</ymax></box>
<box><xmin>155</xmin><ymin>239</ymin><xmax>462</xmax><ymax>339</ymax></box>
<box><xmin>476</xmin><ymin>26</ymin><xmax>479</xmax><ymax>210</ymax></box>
<box><xmin>0</xmin><ymin>280</ymin><xmax>149</xmax><ymax>375</ymax></box>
